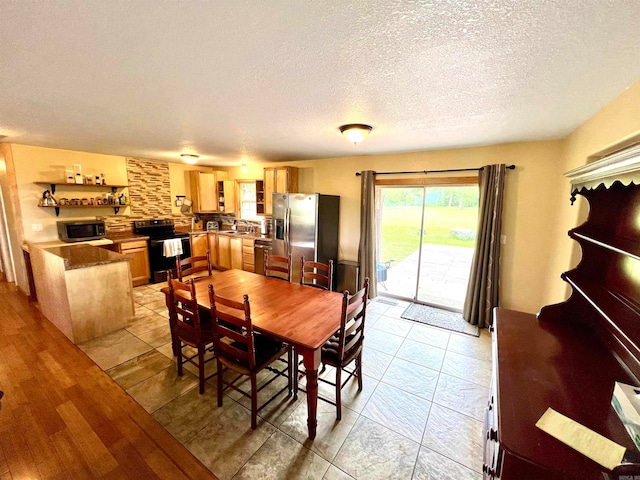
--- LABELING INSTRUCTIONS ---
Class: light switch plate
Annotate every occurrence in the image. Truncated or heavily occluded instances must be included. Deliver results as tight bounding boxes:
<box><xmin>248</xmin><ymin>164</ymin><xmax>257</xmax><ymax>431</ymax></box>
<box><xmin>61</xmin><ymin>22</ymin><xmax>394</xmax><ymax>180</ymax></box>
<box><xmin>31</xmin><ymin>223</ymin><xmax>43</xmax><ymax>232</ymax></box>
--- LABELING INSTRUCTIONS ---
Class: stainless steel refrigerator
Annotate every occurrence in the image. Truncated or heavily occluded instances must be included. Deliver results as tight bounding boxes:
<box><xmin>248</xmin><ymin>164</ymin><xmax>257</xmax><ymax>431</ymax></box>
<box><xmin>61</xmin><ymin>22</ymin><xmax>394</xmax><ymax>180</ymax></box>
<box><xmin>272</xmin><ymin>193</ymin><xmax>340</xmax><ymax>286</ymax></box>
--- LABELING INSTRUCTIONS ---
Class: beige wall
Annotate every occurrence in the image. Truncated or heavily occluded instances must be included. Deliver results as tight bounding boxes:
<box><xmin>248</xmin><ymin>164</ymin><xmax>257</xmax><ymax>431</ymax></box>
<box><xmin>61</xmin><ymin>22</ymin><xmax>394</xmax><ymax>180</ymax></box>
<box><xmin>168</xmin><ymin>162</ymin><xmax>214</xmax><ymax>216</ymax></box>
<box><xmin>543</xmin><ymin>80</ymin><xmax>640</xmax><ymax>306</ymax></box>
<box><xmin>227</xmin><ymin>142</ymin><xmax>565</xmax><ymax>314</ymax></box>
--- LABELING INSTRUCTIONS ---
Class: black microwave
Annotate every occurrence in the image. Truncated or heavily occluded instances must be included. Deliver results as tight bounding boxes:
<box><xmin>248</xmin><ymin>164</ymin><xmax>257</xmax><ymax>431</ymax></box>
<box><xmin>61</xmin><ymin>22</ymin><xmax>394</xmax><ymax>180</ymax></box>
<box><xmin>57</xmin><ymin>220</ymin><xmax>106</xmax><ymax>242</ymax></box>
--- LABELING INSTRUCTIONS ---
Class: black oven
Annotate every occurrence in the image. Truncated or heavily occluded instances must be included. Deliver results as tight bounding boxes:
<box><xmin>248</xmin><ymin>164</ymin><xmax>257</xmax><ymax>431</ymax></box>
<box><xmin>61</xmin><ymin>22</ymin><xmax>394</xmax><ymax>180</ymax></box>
<box><xmin>134</xmin><ymin>219</ymin><xmax>191</xmax><ymax>283</ymax></box>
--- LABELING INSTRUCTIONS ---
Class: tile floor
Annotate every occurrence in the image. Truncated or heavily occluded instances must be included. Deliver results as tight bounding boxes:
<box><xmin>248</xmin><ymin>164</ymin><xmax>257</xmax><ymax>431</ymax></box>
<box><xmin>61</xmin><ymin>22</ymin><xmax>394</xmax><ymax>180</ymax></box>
<box><xmin>79</xmin><ymin>282</ymin><xmax>492</xmax><ymax>480</ymax></box>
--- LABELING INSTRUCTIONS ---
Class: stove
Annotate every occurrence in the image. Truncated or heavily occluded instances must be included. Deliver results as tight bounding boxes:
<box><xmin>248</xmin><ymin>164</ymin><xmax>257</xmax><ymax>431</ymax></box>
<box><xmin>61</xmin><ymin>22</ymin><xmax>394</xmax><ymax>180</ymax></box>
<box><xmin>134</xmin><ymin>219</ymin><xmax>191</xmax><ymax>283</ymax></box>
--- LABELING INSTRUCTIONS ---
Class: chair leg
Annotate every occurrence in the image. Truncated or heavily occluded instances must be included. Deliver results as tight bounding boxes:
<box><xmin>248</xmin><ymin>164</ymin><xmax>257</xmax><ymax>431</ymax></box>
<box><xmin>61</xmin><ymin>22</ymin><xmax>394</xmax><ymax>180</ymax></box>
<box><xmin>335</xmin><ymin>365</ymin><xmax>342</xmax><ymax>421</ymax></box>
<box><xmin>177</xmin><ymin>342</ymin><xmax>183</xmax><ymax>377</ymax></box>
<box><xmin>356</xmin><ymin>352</ymin><xmax>363</xmax><ymax>391</ymax></box>
<box><xmin>217</xmin><ymin>360</ymin><xmax>223</xmax><ymax>407</ymax></box>
<box><xmin>251</xmin><ymin>374</ymin><xmax>258</xmax><ymax>430</ymax></box>
<box><xmin>293</xmin><ymin>350</ymin><xmax>299</xmax><ymax>400</ymax></box>
<box><xmin>198</xmin><ymin>345</ymin><xmax>205</xmax><ymax>394</ymax></box>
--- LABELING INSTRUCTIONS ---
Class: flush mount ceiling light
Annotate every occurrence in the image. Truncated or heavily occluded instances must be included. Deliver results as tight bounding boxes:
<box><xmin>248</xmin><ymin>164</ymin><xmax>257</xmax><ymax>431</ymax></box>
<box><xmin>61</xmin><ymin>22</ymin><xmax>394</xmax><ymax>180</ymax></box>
<box><xmin>339</xmin><ymin>124</ymin><xmax>373</xmax><ymax>145</ymax></box>
<box><xmin>180</xmin><ymin>153</ymin><xmax>200</xmax><ymax>164</ymax></box>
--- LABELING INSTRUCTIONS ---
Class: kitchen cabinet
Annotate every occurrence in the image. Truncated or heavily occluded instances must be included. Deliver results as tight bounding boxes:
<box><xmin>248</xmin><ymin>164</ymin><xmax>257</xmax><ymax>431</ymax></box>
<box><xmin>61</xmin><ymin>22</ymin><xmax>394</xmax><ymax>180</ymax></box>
<box><xmin>189</xmin><ymin>170</ymin><xmax>229</xmax><ymax>212</ymax></box>
<box><xmin>116</xmin><ymin>239</ymin><xmax>150</xmax><ymax>287</ymax></box>
<box><xmin>217</xmin><ymin>180</ymin><xmax>236</xmax><ymax>213</ymax></box>
<box><xmin>190</xmin><ymin>232</ymin><xmax>209</xmax><ymax>269</ymax></box>
<box><xmin>242</xmin><ymin>238</ymin><xmax>255</xmax><ymax>273</ymax></box>
<box><xmin>207</xmin><ymin>232</ymin><xmax>218</xmax><ymax>268</ymax></box>
<box><xmin>218</xmin><ymin>235</ymin><xmax>243</xmax><ymax>270</ymax></box>
<box><xmin>263</xmin><ymin>166</ymin><xmax>298</xmax><ymax>216</ymax></box>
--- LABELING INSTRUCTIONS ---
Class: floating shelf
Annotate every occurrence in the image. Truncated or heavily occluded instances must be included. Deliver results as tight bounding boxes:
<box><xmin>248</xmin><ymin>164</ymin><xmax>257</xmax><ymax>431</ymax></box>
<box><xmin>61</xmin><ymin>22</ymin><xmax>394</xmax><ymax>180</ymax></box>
<box><xmin>35</xmin><ymin>182</ymin><xmax>128</xmax><ymax>195</ymax></box>
<box><xmin>39</xmin><ymin>204</ymin><xmax>130</xmax><ymax>216</ymax></box>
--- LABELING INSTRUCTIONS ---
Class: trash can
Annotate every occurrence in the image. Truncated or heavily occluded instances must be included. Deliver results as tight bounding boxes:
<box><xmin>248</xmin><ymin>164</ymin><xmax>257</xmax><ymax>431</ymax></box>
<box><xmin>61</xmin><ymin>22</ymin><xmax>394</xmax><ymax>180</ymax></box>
<box><xmin>336</xmin><ymin>260</ymin><xmax>360</xmax><ymax>294</ymax></box>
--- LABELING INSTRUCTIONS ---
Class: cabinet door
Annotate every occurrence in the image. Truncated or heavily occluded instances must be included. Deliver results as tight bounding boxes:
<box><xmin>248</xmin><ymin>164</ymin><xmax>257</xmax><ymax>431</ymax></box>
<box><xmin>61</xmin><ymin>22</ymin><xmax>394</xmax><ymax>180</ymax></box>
<box><xmin>264</xmin><ymin>168</ymin><xmax>275</xmax><ymax>216</ymax></box>
<box><xmin>276</xmin><ymin>168</ymin><xmax>288</xmax><ymax>193</ymax></box>
<box><xmin>222</xmin><ymin>180</ymin><xmax>236</xmax><ymax>213</ymax></box>
<box><xmin>190</xmin><ymin>234</ymin><xmax>208</xmax><ymax>268</ymax></box>
<box><xmin>230</xmin><ymin>237</ymin><xmax>243</xmax><ymax>270</ymax></box>
<box><xmin>242</xmin><ymin>239</ymin><xmax>255</xmax><ymax>273</ymax></box>
<box><xmin>121</xmin><ymin>247</ymin><xmax>150</xmax><ymax>287</ymax></box>
<box><xmin>218</xmin><ymin>235</ymin><xmax>231</xmax><ymax>270</ymax></box>
<box><xmin>208</xmin><ymin>233</ymin><xmax>218</xmax><ymax>268</ymax></box>
<box><xmin>190</xmin><ymin>172</ymin><xmax>217</xmax><ymax>212</ymax></box>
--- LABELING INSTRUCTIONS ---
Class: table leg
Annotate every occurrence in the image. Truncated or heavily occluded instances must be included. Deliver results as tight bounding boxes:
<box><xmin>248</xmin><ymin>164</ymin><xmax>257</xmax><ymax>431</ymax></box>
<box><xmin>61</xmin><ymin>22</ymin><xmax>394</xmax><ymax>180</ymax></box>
<box><xmin>300</xmin><ymin>346</ymin><xmax>321</xmax><ymax>439</ymax></box>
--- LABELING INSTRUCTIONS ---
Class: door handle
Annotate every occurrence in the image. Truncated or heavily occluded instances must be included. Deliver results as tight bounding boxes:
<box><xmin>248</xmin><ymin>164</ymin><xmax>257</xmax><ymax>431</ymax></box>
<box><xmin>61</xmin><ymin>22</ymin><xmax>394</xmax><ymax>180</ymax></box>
<box><xmin>285</xmin><ymin>208</ymin><xmax>290</xmax><ymax>253</ymax></box>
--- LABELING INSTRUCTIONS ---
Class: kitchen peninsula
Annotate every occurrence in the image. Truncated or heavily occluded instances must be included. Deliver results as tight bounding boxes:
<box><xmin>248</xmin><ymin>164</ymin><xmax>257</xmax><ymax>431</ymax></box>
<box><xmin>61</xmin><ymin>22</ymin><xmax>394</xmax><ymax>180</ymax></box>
<box><xmin>29</xmin><ymin>242</ymin><xmax>134</xmax><ymax>343</ymax></box>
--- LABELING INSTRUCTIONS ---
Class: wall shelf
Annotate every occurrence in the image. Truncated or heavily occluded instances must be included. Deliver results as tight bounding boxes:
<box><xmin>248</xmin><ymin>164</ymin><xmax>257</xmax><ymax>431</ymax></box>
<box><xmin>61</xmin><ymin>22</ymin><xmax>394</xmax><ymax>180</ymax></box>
<box><xmin>35</xmin><ymin>181</ymin><xmax>128</xmax><ymax>195</ymax></box>
<box><xmin>39</xmin><ymin>204</ymin><xmax>130</xmax><ymax>216</ymax></box>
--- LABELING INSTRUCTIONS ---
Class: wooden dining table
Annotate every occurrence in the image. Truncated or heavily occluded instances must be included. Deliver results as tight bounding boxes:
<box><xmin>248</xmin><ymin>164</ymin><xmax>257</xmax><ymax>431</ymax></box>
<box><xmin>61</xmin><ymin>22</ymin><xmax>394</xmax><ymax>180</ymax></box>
<box><xmin>162</xmin><ymin>268</ymin><xmax>344</xmax><ymax>439</ymax></box>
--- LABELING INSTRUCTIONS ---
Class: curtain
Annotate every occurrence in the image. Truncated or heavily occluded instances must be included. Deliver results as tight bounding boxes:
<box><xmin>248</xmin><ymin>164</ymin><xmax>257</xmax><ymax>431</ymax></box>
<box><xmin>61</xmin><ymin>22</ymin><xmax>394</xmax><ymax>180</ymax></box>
<box><xmin>463</xmin><ymin>164</ymin><xmax>506</xmax><ymax>328</ymax></box>
<box><xmin>358</xmin><ymin>171</ymin><xmax>377</xmax><ymax>298</ymax></box>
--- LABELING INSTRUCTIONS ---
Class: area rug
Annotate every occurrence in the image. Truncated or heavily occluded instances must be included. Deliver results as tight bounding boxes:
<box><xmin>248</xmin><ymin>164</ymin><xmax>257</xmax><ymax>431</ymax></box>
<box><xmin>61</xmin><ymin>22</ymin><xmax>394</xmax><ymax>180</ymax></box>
<box><xmin>401</xmin><ymin>303</ymin><xmax>479</xmax><ymax>337</ymax></box>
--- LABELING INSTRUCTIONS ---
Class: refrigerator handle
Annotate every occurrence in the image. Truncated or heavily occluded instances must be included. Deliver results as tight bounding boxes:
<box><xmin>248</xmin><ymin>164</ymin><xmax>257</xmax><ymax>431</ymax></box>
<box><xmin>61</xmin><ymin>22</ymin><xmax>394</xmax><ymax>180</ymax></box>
<box><xmin>285</xmin><ymin>207</ymin><xmax>290</xmax><ymax>254</ymax></box>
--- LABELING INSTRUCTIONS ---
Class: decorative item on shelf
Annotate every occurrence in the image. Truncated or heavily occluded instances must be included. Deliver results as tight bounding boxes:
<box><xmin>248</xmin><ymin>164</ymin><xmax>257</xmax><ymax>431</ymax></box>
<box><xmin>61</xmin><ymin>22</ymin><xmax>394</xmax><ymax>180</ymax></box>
<box><xmin>59</xmin><ymin>198</ymin><xmax>68</xmax><ymax>206</ymax></box>
<box><xmin>65</xmin><ymin>170</ymin><xmax>74</xmax><ymax>184</ymax></box>
<box><xmin>73</xmin><ymin>164</ymin><xmax>83</xmax><ymax>184</ymax></box>
<box><xmin>89</xmin><ymin>198</ymin><xmax>95</xmax><ymax>206</ymax></box>
<box><xmin>100</xmin><ymin>173</ymin><xmax>106</xmax><ymax>185</ymax></box>
<box><xmin>96</xmin><ymin>198</ymin><xmax>102</xmax><ymax>205</ymax></box>
<box><xmin>39</xmin><ymin>190</ymin><xmax>57</xmax><ymax>206</ymax></box>
<box><xmin>81</xmin><ymin>198</ymin><xmax>89</xmax><ymax>206</ymax></box>
<box><xmin>85</xmin><ymin>174</ymin><xmax>93</xmax><ymax>184</ymax></box>
<box><xmin>95</xmin><ymin>175</ymin><xmax>101</xmax><ymax>185</ymax></box>
<box><xmin>338</xmin><ymin>123</ymin><xmax>373</xmax><ymax>144</ymax></box>
<box><xmin>175</xmin><ymin>195</ymin><xmax>185</xmax><ymax>206</ymax></box>
<box><xmin>119</xmin><ymin>193</ymin><xmax>126</xmax><ymax>205</ymax></box>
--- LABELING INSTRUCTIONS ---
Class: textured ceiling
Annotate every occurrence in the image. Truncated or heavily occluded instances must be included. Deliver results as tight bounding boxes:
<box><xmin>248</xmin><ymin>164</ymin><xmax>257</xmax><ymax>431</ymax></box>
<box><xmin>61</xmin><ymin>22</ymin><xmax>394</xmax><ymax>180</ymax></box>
<box><xmin>2</xmin><ymin>1</ymin><xmax>640</xmax><ymax>166</ymax></box>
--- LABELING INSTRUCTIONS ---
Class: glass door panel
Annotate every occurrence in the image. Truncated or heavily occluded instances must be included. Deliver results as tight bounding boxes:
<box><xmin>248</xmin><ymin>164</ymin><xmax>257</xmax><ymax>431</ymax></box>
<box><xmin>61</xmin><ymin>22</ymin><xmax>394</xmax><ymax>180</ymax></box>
<box><xmin>377</xmin><ymin>187</ymin><xmax>425</xmax><ymax>299</ymax></box>
<box><xmin>416</xmin><ymin>186</ymin><xmax>478</xmax><ymax>310</ymax></box>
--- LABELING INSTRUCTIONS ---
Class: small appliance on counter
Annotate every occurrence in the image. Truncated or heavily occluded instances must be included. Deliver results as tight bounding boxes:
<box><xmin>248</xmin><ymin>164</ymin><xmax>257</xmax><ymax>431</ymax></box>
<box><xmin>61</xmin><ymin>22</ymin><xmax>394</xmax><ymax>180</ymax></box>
<box><xmin>57</xmin><ymin>220</ymin><xmax>106</xmax><ymax>242</ymax></box>
<box><xmin>206</xmin><ymin>220</ymin><xmax>220</xmax><ymax>231</ymax></box>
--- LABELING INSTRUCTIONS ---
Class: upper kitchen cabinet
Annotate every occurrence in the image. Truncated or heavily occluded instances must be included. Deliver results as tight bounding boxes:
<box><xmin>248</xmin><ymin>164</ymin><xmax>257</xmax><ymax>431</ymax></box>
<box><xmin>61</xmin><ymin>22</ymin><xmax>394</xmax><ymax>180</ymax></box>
<box><xmin>263</xmin><ymin>166</ymin><xmax>298</xmax><ymax>216</ymax></box>
<box><xmin>217</xmin><ymin>180</ymin><xmax>236</xmax><ymax>213</ymax></box>
<box><xmin>189</xmin><ymin>170</ymin><xmax>228</xmax><ymax>212</ymax></box>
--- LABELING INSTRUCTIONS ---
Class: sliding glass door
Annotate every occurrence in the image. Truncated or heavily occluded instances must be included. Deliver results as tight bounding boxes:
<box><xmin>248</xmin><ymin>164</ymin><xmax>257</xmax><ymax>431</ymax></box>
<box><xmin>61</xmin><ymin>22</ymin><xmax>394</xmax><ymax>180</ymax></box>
<box><xmin>377</xmin><ymin>184</ymin><xmax>478</xmax><ymax>310</ymax></box>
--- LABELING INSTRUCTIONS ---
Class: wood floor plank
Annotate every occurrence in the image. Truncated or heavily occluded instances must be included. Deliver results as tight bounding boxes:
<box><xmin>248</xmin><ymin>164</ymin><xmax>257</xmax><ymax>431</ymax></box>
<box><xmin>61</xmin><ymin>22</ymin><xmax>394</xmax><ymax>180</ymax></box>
<box><xmin>0</xmin><ymin>281</ymin><xmax>217</xmax><ymax>479</ymax></box>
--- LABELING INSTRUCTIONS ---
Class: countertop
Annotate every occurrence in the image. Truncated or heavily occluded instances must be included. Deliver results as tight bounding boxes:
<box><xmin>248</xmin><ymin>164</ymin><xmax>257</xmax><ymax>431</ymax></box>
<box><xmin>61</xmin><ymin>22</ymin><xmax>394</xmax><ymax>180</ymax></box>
<box><xmin>175</xmin><ymin>226</ymin><xmax>272</xmax><ymax>241</ymax></box>
<box><xmin>105</xmin><ymin>232</ymin><xmax>150</xmax><ymax>243</ymax></box>
<box><xmin>42</xmin><ymin>244</ymin><xmax>129</xmax><ymax>270</ymax></box>
<box><xmin>24</xmin><ymin>238</ymin><xmax>114</xmax><ymax>253</ymax></box>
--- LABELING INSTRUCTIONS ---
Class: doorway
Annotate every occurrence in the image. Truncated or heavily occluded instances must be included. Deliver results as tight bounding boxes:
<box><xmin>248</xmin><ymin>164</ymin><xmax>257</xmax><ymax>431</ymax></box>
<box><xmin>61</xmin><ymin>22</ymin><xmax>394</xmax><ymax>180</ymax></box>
<box><xmin>376</xmin><ymin>182</ymin><xmax>479</xmax><ymax>311</ymax></box>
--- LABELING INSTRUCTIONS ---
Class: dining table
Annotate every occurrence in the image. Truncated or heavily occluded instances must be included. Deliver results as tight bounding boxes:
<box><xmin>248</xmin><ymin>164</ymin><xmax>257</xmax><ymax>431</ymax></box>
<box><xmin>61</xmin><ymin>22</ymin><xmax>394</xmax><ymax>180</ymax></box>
<box><xmin>162</xmin><ymin>268</ymin><xmax>345</xmax><ymax>439</ymax></box>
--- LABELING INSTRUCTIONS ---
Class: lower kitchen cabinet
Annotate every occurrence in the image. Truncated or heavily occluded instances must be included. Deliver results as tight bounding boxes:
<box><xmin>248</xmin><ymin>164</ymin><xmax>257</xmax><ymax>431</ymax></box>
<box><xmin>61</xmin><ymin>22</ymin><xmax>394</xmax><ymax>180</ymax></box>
<box><xmin>218</xmin><ymin>235</ymin><xmax>243</xmax><ymax>270</ymax></box>
<box><xmin>207</xmin><ymin>232</ymin><xmax>218</xmax><ymax>268</ymax></box>
<box><xmin>117</xmin><ymin>239</ymin><xmax>150</xmax><ymax>287</ymax></box>
<box><xmin>242</xmin><ymin>238</ymin><xmax>255</xmax><ymax>273</ymax></box>
<box><xmin>190</xmin><ymin>232</ymin><xmax>209</xmax><ymax>269</ymax></box>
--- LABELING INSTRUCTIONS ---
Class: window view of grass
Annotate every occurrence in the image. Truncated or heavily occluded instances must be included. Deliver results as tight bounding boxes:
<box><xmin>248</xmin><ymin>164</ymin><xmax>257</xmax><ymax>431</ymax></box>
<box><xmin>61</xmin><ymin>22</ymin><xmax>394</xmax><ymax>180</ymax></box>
<box><xmin>378</xmin><ymin>186</ymin><xmax>479</xmax><ymax>264</ymax></box>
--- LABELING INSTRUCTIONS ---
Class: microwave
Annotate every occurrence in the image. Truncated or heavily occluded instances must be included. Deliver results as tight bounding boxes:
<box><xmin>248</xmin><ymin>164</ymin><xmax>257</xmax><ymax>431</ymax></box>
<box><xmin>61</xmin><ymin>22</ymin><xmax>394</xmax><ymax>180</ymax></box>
<box><xmin>57</xmin><ymin>220</ymin><xmax>106</xmax><ymax>242</ymax></box>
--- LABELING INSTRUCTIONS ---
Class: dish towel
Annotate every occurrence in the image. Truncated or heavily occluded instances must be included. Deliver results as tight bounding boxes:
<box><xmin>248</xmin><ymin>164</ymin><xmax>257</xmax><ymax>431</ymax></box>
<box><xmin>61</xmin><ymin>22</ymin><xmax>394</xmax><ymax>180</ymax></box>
<box><xmin>163</xmin><ymin>238</ymin><xmax>183</xmax><ymax>257</ymax></box>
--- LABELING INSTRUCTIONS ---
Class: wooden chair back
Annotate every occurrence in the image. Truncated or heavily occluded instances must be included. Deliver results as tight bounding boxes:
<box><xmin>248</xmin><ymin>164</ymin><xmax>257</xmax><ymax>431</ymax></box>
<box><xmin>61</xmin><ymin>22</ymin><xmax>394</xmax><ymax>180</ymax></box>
<box><xmin>300</xmin><ymin>256</ymin><xmax>333</xmax><ymax>291</ymax></box>
<box><xmin>336</xmin><ymin>278</ymin><xmax>369</xmax><ymax>362</ymax></box>
<box><xmin>168</xmin><ymin>271</ymin><xmax>203</xmax><ymax>341</ymax></box>
<box><xmin>208</xmin><ymin>285</ymin><xmax>256</xmax><ymax>370</ymax></box>
<box><xmin>264</xmin><ymin>252</ymin><xmax>291</xmax><ymax>282</ymax></box>
<box><xmin>176</xmin><ymin>251</ymin><xmax>212</xmax><ymax>281</ymax></box>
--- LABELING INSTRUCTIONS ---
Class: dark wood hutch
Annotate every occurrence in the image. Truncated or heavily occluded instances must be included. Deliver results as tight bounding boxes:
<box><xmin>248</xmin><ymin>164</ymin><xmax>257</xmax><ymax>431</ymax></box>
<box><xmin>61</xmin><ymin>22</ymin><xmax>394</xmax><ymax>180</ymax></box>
<box><xmin>484</xmin><ymin>146</ymin><xmax>640</xmax><ymax>479</ymax></box>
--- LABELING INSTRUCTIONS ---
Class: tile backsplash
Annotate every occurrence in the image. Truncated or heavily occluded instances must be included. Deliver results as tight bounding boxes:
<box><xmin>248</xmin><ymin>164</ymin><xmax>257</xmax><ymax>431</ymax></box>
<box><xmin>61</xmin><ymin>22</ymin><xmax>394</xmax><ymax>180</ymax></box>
<box><xmin>98</xmin><ymin>157</ymin><xmax>193</xmax><ymax>232</ymax></box>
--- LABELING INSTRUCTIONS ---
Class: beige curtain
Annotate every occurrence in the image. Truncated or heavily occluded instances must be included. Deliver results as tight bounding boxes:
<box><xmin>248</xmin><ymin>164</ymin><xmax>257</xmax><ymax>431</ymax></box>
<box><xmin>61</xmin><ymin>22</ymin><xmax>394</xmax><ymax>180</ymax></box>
<box><xmin>463</xmin><ymin>164</ymin><xmax>506</xmax><ymax>328</ymax></box>
<box><xmin>358</xmin><ymin>171</ymin><xmax>377</xmax><ymax>298</ymax></box>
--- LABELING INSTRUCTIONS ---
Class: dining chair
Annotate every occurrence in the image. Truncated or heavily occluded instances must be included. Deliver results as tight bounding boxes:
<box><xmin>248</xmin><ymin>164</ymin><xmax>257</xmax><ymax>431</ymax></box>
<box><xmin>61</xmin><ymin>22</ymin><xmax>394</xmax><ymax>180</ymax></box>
<box><xmin>167</xmin><ymin>271</ymin><xmax>216</xmax><ymax>394</ymax></box>
<box><xmin>208</xmin><ymin>284</ymin><xmax>292</xmax><ymax>429</ymax></box>
<box><xmin>264</xmin><ymin>252</ymin><xmax>291</xmax><ymax>282</ymax></box>
<box><xmin>300</xmin><ymin>256</ymin><xmax>333</xmax><ymax>291</ymax></box>
<box><xmin>176</xmin><ymin>250</ymin><xmax>213</xmax><ymax>282</ymax></box>
<box><xmin>317</xmin><ymin>277</ymin><xmax>369</xmax><ymax>420</ymax></box>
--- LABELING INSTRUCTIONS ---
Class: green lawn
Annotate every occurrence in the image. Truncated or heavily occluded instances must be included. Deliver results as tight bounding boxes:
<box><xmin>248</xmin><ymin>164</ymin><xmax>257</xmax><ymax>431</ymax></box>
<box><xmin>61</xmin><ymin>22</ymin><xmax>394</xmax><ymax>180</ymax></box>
<box><xmin>379</xmin><ymin>206</ymin><xmax>478</xmax><ymax>264</ymax></box>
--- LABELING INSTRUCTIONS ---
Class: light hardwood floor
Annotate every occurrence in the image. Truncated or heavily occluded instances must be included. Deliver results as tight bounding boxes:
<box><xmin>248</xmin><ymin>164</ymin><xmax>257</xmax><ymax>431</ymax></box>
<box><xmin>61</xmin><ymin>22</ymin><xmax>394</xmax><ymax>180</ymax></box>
<box><xmin>0</xmin><ymin>281</ymin><xmax>218</xmax><ymax>480</ymax></box>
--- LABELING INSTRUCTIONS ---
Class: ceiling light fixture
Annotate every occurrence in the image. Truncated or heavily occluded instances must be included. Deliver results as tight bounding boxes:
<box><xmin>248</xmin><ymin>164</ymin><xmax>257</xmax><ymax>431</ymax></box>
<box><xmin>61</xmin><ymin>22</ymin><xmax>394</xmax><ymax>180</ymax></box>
<box><xmin>241</xmin><ymin>164</ymin><xmax>248</xmax><ymax>173</ymax></box>
<box><xmin>339</xmin><ymin>124</ymin><xmax>373</xmax><ymax>145</ymax></box>
<box><xmin>180</xmin><ymin>153</ymin><xmax>200</xmax><ymax>164</ymax></box>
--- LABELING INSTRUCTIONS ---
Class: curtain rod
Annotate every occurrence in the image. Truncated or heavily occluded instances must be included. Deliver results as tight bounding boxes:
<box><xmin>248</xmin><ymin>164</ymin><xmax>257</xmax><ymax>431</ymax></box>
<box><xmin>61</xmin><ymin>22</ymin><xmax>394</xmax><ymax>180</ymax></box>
<box><xmin>354</xmin><ymin>165</ymin><xmax>516</xmax><ymax>176</ymax></box>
